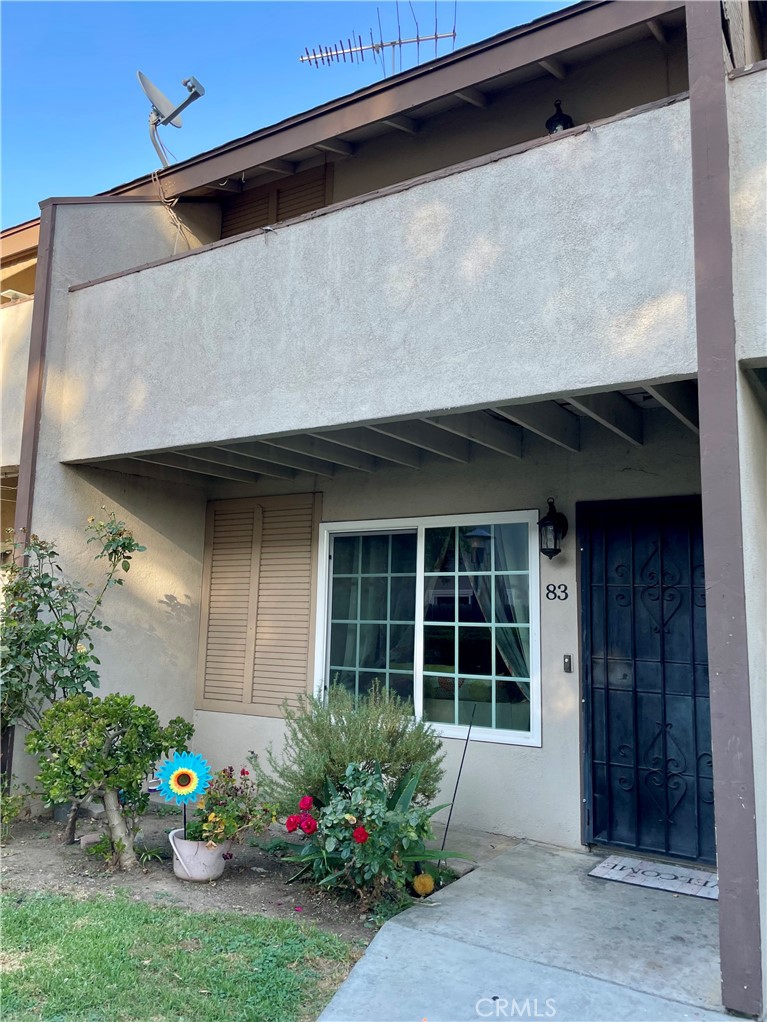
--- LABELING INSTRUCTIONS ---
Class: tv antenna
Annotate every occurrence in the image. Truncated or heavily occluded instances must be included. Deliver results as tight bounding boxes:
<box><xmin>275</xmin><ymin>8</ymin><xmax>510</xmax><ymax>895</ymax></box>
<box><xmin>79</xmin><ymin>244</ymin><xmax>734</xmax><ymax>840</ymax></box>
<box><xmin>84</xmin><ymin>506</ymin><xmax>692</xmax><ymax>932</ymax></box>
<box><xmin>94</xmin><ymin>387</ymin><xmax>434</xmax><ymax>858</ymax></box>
<box><xmin>137</xmin><ymin>71</ymin><xmax>205</xmax><ymax>168</ymax></box>
<box><xmin>300</xmin><ymin>1</ymin><xmax>457</xmax><ymax>77</ymax></box>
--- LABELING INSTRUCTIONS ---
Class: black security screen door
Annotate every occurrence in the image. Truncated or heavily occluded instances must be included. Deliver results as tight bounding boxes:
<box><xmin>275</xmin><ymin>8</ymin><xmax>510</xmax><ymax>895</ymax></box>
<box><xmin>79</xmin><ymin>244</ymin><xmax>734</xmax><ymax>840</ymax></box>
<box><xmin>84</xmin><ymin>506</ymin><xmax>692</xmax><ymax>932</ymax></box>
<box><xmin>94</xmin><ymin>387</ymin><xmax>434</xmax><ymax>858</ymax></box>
<box><xmin>579</xmin><ymin>497</ymin><xmax>715</xmax><ymax>864</ymax></box>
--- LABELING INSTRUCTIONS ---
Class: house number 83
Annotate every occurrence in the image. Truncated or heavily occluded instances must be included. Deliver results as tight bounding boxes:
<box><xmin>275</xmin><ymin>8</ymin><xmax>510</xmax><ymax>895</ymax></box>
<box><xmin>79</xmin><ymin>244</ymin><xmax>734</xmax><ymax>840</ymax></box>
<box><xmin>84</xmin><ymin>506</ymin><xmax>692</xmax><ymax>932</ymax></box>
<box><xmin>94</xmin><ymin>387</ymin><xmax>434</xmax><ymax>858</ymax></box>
<box><xmin>546</xmin><ymin>584</ymin><xmax>568</xmax><ymax>601</ymax></box>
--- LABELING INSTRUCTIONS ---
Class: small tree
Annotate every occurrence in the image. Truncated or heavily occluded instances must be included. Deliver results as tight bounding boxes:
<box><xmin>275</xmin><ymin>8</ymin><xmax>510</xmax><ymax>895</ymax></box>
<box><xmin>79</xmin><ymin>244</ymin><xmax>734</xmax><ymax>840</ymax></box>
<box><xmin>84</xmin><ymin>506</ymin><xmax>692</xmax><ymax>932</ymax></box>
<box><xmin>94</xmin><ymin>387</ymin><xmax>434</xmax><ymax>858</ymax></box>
<box><xmin>26</xmin><ymin>694</ymin><xmax>193</xmax><ymax>866</ymax></box>
<box><xmin>0</xmin><ymin>513</ymin><xmax>145</xmax><ymax>775</ymax></box>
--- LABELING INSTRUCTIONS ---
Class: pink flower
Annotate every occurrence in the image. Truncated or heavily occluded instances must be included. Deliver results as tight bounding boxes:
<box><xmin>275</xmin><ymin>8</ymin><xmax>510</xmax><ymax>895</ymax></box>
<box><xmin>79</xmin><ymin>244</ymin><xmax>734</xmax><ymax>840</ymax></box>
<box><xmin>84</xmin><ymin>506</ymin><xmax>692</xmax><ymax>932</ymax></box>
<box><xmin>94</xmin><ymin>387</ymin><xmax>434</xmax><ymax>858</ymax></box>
<box><xmin>286</xmin><ymin>814</ymin><xmax>301</xmax><ymax>833</ymax></box>
<box><xmin>300</xmin><ymin>815</ymin><xmax>318</xmax><ymax>836</ymax></box>
<box><xmin>298</xmin><ymin>796</ymin><xmax>313</xmax><ymax>811</ymax></box>
<box><xmin>353</xmin><ymin>826</ymin><xmax>369</xmax><ymax>844</ymax></box>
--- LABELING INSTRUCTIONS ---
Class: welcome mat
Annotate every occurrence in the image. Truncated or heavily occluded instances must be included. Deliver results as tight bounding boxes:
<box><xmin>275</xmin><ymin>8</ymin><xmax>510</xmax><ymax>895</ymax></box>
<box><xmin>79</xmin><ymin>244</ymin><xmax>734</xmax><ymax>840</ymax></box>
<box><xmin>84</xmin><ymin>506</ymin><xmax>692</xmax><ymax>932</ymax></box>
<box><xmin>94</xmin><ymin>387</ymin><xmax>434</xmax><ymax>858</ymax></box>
<box><xmin>589</xmin><ymin>854</ymin><xmax>718</xmax><ymax>899</ymax></box>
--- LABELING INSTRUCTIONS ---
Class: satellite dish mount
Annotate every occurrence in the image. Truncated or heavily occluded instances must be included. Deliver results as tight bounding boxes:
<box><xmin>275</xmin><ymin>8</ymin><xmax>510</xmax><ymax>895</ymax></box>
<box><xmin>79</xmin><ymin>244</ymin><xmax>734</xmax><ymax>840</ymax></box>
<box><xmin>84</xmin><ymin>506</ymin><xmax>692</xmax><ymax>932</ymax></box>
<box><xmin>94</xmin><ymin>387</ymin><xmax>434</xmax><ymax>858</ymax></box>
<box><xmin>137</xmin><ymin>71</ymin><xmax>205</xmax><ymax>168</ymax></box>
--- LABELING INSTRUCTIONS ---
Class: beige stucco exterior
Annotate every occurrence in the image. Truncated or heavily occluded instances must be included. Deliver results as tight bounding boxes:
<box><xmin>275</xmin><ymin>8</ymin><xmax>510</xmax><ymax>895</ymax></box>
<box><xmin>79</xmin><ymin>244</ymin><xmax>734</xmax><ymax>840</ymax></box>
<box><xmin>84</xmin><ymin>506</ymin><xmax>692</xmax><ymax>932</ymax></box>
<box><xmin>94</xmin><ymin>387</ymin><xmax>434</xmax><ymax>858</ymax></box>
<box><xmin>728</xmin><ymin>71</ymin><xmax>767</xmax><ymax>365</ymax></box>
<box><xmin>60</xmin><ymin>99</ymin><xmax>695</xmax><ymax>464</ymax></box>
<box><xmin>7</xmin><ymin>88</ymin><xmax>739</xmax><ymax>847</ymax></box>
<box><xmin>1</xmin><ymin>298</ymin><xmax>33</xmax><ymax>470</ymax></box>
<box><xmin>10</xmin><ymin>73</ymin><xmax>763</xmax><ymax>847</ymax></box>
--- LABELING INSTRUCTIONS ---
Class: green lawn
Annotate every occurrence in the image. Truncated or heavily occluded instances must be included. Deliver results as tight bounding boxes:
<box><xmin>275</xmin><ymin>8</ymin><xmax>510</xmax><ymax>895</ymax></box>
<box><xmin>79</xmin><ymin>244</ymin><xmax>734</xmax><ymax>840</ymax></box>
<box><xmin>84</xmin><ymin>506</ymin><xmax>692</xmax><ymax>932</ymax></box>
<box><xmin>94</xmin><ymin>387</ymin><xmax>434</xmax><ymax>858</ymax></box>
<box><xmin>1</xmin><ymin>892</ymin><xmax>356</xmax><ymax>1022</ymax></box>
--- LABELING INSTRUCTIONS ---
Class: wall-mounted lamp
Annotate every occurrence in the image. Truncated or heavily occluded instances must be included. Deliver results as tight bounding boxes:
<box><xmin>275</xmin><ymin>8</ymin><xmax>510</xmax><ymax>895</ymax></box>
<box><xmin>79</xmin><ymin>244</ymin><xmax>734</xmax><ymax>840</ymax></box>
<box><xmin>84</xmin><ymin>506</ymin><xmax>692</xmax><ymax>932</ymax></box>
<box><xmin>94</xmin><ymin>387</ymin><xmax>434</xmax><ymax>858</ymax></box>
<box><xmin>538</xmin><ymin>498</ymin><xmax>568</xmax><ymax>559</ymax></box>
<box><xmin>545</xmin><ymin>100</ymin><xmax>574</xmax><ymax>135</ymax></box>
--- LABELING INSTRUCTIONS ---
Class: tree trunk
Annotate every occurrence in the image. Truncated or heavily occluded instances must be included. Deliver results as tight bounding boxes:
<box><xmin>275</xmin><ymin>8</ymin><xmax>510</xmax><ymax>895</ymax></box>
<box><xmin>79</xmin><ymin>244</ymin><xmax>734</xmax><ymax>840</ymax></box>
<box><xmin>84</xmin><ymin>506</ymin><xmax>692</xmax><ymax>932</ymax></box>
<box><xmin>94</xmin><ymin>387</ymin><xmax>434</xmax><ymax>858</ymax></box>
<box><xmin>1</xmin><ymin>726</ymin><xmax>15</xmax><ymax>786</ymax></box>
<box><xmin>61</xmin><ymin>802</ymin><xmax>80</xmax><ymax>845</ymax></box>
<box><xmin>103</xmin><ymin>788</ymin><xmax>138</xmax><ymax>870</ymax></box>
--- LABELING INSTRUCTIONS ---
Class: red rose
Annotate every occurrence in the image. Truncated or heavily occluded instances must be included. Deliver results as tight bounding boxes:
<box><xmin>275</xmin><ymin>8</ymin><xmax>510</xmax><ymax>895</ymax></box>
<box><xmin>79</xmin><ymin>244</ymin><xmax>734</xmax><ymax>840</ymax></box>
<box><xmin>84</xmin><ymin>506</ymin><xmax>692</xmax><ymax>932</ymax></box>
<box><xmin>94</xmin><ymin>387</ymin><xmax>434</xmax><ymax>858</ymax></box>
<box><xmin>286</xmin><ymin>814</ymin><xmax>301</xmax><ymax>833</ymax></box>
<box><xmin>240</xmin><ymin>768</ymin><xmax>249</xmax><ymax>777</ymax></box>
<box><xmin>353</xmin><ymin>826</ymin><xmax>369</xmax><ymax>844</ymax></box>
<box><xmin>298</xmin><ymin>796</ymin><xmax>313</xmax><ymax>811</ymax></box>
<box><xmin>300</xmin><ymin>815</ymin><xmax>318</xmax><ymax>836</ymax></box>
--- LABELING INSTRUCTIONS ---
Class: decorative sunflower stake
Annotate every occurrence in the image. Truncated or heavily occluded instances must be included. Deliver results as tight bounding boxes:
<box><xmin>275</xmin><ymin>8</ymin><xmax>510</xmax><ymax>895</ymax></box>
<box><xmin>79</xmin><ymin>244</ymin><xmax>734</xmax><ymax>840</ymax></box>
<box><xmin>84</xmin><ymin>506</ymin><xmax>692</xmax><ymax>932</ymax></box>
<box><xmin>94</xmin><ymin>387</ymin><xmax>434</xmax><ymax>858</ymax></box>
<box><xmin>156</xmin><ymin>751</ymin><xmax>212</xmax><ymax>837</ymax></box>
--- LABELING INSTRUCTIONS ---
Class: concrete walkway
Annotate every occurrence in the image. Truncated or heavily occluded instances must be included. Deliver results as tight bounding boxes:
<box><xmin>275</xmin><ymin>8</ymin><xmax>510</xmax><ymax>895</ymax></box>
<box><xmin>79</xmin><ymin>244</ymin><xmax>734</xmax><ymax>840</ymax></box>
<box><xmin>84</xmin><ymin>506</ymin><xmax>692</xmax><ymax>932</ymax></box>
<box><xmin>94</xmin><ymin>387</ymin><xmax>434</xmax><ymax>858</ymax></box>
<box><xmin>320</xmin><ymin>842</ymin><xmax>728</xmax><ymax>1022</ymax></box>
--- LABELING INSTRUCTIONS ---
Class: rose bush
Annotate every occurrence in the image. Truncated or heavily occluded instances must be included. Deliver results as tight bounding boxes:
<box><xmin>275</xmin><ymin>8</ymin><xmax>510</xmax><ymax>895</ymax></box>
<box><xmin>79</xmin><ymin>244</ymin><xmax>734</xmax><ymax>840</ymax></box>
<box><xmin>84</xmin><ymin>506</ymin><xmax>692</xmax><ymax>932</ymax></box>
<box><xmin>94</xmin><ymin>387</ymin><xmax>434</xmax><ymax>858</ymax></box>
<box><xmin>284</xmin><ymin>762</ymin><xmax>467</xmax><ymax>905</ymax></box>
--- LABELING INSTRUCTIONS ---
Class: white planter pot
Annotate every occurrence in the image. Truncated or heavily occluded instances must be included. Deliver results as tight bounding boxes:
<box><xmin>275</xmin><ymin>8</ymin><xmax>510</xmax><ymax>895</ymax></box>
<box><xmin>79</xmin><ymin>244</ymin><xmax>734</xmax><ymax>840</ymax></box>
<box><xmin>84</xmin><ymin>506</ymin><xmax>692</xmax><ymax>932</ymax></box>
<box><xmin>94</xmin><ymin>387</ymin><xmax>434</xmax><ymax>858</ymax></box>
<box><xmin>168</xmin><ymin>828</ymin><xmax>232</xmax><ymax>882</ymax></box>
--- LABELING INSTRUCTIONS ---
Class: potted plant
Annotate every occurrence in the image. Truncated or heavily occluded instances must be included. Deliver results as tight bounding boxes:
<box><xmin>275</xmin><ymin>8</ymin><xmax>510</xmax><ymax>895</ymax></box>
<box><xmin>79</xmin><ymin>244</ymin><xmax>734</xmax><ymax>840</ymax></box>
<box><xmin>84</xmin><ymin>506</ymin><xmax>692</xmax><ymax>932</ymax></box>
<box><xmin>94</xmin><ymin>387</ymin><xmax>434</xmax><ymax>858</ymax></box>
<box><xmin>161</xmin><ymin>761</ymin><xmax>274</xmax><ymax>882</ymax></box>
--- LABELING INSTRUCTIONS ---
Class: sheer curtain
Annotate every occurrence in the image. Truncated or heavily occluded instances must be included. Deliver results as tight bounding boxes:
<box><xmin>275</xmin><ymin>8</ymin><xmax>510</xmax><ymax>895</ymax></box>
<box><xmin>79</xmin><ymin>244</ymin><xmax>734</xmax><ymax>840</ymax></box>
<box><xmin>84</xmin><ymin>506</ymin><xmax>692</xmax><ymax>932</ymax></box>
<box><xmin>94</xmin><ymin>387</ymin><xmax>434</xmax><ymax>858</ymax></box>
<box><xmin>458</xmin><ymin>527</ymin><xmax>529</xmax><ymax>681</ymax></box>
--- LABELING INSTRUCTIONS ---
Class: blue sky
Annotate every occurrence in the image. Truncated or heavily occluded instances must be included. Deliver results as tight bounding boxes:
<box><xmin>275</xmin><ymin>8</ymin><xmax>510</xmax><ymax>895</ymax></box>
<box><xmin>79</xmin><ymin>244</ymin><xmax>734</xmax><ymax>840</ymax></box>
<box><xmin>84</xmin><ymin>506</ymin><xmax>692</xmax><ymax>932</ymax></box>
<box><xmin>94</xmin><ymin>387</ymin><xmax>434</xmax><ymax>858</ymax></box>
<box><xmin>1</xmin><ymin>1</ymin><xmax>570</xmax><ymax>229</ymax></box>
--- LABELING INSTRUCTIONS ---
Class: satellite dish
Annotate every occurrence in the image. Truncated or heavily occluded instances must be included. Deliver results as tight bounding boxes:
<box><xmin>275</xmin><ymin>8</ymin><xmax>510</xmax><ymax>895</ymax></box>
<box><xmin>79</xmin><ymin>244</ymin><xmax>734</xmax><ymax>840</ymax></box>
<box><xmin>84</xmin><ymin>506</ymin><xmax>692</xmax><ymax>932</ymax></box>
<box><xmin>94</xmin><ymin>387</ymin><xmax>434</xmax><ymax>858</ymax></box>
<box><xmin>137</xmin><ymin>70</ymin><xmax>205</xmax><ymax>167</ymax></box>
<box><xmin>138</xmin><ymin>71</ymin><xmax>184</xmax><ymax>128</ymax></box>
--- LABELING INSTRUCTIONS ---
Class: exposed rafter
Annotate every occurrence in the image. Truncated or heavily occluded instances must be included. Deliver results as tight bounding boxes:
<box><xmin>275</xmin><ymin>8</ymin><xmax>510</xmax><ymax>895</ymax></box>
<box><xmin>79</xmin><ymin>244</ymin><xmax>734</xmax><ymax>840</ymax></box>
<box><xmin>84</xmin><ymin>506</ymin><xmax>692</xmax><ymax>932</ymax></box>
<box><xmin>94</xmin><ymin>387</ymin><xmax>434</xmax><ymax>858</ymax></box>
<box><xmin>211</xmin><ymin>179</ymin><xmax>244</xmax><ymax>193</ymax></box>
<box><xmin>316</xmin><ymin>428</ymin><xmax>422</xmax><ymax>468</ymax></box>
<box><xmin>136</xmin><ymin>452</ymin><xmax>260</xmax><ymax>484</ymax></box>
<box><xmin>370</xmin><ymin>420</ymin><xmax>470</xmax><ymax>462</ymax></box>
<box><xmin>256</xmin><ymin>159</ymin><xmax>297</xmax><ymax>177</ymax></box>
<box><xmin>187</xmin><ymin>446</ymin><xmax>295</xmax><ymax>479</ymax></box>
<box><xmin>453</xmin><ymin>86</ymin><xmax>488</xmax><ymax>108</ymax></box>
<box><xmin>647</xmin><ymin>18</ymin><xmax>668</xmax><ymax>47</ymax></box>
<box><xmin>538</xmin><ymin>56</ymin><xmax>567</xmax><ymax>79</ymax></box>
<box><xmin>426</xmin><ymin>412</ymin><xmax>522</xmax><ymax>458</ymax></box>
<box><xmin>223</xmin><ymin>442</ymin><xmax>335</xmax><ymax>477</ymax></box>
<box><xmin>265</xmin><ymin>434</ymin><xmax>378</xmax><ymax>472</ymax></box>
<box><xmin>314</xmin><ymin>139</ymin><xmax>355</xmax><ymax>157</ymax></box>
<box><xmin>492</xmin><ymin>401</ymin><xmax>580</xmax><ymax>452</ymax></box>
<box><xmin>644</xmin><ymin>381</ymin><xmax>699</xmax><ymax>434</ymax></box>
<box><xmin>567</xmin><ymin>392</ymin><xmax>643</xmax><ymax>446</ymax></box>
<box><xmin>382</xmin><ymin>115</ymin><xmax>419</xmax><ymax>135</ymax></box>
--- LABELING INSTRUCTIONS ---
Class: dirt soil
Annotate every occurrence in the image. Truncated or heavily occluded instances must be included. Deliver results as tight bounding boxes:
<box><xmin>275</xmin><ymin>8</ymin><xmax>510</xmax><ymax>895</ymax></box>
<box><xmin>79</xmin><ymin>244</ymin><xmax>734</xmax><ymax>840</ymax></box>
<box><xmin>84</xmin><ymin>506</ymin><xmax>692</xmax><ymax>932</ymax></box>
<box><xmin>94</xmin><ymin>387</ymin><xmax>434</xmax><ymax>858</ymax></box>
<box><xmin>1</xmin><ymin>810</ymin><xmax>372</xmax><ymax>947</ymax></box>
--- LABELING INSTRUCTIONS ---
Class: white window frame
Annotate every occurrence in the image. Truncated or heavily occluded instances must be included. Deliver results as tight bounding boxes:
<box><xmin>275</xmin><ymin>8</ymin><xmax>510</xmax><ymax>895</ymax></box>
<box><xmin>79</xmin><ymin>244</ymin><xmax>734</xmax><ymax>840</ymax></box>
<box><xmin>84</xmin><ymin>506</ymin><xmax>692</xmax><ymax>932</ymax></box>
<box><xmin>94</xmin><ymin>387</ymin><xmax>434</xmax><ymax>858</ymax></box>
<box><xmin>314</xmin><ymin>510</ymin><xmax>541</xmax><ymax>747</ymax></box>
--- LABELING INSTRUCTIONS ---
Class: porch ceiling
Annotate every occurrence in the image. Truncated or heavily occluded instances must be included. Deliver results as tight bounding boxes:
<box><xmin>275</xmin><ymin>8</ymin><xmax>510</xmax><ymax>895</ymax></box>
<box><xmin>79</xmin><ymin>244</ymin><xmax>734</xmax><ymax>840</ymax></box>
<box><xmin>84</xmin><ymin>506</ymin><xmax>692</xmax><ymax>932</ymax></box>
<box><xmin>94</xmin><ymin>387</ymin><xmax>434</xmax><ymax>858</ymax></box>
<box><xmin>87</xmin><ymin>380</ymin><xmax>699</xmax><ymax>487</ymax></box>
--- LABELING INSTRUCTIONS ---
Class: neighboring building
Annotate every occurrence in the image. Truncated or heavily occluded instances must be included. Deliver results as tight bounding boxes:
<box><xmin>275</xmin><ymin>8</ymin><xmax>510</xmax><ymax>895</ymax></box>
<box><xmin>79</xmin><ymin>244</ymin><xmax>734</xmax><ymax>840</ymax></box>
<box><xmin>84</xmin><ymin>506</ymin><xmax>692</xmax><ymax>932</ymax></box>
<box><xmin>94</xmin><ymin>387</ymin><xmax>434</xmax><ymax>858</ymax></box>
<box><xmin>1</xmin><ymin>2</ymin><xmax>765</xmax><ymax>1015</ymax></box>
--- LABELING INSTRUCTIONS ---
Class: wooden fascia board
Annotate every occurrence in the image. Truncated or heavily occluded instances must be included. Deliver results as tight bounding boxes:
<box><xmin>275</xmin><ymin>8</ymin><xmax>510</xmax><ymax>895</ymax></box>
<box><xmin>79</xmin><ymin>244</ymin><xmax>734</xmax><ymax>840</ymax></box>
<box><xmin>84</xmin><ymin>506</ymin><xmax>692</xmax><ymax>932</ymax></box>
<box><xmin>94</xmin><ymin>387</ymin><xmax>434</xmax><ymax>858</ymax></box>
<box><xmin>1</xmin><ymin>221</ymin><xmax>41</xmax><ymax>264</ymax></box>
<box><xmin>113</xmin><ymin>0</ymin><xmax>684</xmax><ymax>201</ymax></box>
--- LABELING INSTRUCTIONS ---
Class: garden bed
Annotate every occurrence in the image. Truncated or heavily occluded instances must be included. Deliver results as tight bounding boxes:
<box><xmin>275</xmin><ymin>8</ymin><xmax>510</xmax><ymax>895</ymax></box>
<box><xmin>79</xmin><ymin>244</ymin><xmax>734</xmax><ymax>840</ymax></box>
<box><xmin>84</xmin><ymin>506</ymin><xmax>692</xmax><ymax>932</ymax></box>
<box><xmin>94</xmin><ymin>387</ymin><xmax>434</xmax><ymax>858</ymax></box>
<box><xmin>1</xmin><ymin>812</ymin><xmax>373</xmax><ymax>945</ymax></box>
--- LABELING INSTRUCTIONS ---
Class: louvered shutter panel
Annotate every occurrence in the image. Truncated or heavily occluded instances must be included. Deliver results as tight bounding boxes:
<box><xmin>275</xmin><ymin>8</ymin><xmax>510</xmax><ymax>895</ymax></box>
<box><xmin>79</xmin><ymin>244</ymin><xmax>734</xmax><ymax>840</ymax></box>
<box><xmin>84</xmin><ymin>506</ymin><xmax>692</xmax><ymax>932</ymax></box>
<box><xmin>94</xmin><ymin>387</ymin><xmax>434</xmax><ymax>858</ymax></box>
<box><xmin>197</xmin><ymin>494</ymin><xmax>321</xmax><ymax>716</ymax></box>
<box><xmin>276</xmin><ymin>172</ymin><xmax>328</xmax><ymax>222</ymax></box>
<box><xmin>198</xmin><ymin>503</ymin><xmax>261</xmax><ymax>703</ymax></box>
<box><xmin>220</xmin><ymin>193</ymin><xmax>271</xmax><ymax>239</ymax></box>
<box><xmin>250</xmin><ymin>500</ymin><xmax>315</xmax><ymax>715</ymax></box>
<box><xmin>219</xmin><ymin>167</ymin><xmax>330</xmax><ymax>241</ymax></box>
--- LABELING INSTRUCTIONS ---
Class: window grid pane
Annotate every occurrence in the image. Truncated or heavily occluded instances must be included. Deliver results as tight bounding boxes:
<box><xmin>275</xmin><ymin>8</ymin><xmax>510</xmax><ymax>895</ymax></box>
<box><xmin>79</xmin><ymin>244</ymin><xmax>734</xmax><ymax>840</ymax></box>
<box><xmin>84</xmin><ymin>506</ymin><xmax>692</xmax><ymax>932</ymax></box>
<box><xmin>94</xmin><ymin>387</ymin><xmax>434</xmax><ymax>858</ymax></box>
<box><xmin>330</xmin><ymin>532</ymin><xmax>416</xmax><ymax>703</ymax></box>
<box><xmin>422</xmin><ymin>524</ymin><xmax>530</xmax><ymax>731</ymax></box>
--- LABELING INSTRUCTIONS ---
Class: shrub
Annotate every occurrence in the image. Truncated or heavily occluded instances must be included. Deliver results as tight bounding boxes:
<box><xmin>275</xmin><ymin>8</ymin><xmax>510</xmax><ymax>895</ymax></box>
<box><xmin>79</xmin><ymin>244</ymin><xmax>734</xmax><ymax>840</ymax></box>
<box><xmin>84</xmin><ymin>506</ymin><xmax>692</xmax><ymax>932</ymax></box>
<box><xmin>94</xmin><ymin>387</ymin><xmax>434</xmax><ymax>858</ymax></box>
<box><xmin>185</xmin><ymin>766</ymin><xmax>275</xmax><ymax>844</ymax></box>
<box><xmin>0</xmin><ymin>775</ymin><xmax>35</xmax><ymax>840</ymax></box>
<box><xmin>0</xmin><ymin>513</ymin><xmax>145</xmax><ymax>736</ymax></box>
<box><xmin>26</xmin><ymin>693</ymin><xmax>193</xmax><ymax>866</ymax></box>
<box><xmin>284</xmin><ymin>763</ymin><xmax>462</xmax><ymax>906</ymax></box>
<box><xmin>249</xmin><ymin>684</ymin><xmax>445</xmax><ymax>814</ymax></box>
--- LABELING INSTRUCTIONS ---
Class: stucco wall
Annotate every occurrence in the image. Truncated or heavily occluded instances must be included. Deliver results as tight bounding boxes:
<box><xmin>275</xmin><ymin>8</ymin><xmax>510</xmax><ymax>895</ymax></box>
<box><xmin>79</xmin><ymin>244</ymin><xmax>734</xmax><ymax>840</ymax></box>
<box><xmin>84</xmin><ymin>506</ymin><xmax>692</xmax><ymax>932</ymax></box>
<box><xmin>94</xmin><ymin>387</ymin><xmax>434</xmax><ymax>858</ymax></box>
<box><xmin>736</xmin><ymin>370</ymin><xmax>767</xmax><ymax>1007</ymax></box>
<box><xmin>1</xmin><ymin>298</ymin><xmax>33</xmax><ymax>468</ymax></box>
<box><xmin>728</xmin><ymin>69</ymin><xmax>767</xmax><ymax>365</ymax></box>
<box><xmin>12</xmin><ymin>200</ymin><xmax>220</xmax><ymax>791</ymax></box>
<box><xmin>194</xmin><ymin>412</ymin><xmax>701</xmax><ymax>848</ymax></box>
<box><xmin>61</xmin><ymin>99</ymin><xmax>696</xmax><ymax>462</ymax></box>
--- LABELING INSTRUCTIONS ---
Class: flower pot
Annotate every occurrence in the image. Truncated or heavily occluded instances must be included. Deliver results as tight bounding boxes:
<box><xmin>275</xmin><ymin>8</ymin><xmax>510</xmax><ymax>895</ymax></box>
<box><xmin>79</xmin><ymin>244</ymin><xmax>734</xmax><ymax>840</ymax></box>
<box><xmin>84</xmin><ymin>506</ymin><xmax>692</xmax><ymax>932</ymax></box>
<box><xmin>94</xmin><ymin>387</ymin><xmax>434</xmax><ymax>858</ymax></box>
<box><xmin>168</xmin><ymin>828</ymin><xmax>232</xmax><ymax>882</ymax></box>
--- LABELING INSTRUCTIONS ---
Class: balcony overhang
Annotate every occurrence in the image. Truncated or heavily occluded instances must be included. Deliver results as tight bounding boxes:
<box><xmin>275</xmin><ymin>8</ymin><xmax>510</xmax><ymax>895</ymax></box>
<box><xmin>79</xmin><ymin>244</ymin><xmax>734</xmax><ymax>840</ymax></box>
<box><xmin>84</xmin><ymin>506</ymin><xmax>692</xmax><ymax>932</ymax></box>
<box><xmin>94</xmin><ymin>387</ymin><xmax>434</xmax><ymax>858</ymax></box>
<box><xmin>71</xmin><ymin>380</ymin><xmax>700</xmax><ymax>488</ymax></box>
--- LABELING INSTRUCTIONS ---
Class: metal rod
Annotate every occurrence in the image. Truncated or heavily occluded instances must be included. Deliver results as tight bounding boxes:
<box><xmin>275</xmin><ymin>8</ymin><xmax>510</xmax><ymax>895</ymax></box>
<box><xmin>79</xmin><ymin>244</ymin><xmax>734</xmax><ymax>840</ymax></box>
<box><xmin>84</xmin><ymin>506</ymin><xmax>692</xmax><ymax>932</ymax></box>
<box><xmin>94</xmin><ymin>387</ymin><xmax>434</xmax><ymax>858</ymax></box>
<box><xmin>438</xmin><ymin>702</ymin><xmax>476</xmax><ymax>874</ymax></box>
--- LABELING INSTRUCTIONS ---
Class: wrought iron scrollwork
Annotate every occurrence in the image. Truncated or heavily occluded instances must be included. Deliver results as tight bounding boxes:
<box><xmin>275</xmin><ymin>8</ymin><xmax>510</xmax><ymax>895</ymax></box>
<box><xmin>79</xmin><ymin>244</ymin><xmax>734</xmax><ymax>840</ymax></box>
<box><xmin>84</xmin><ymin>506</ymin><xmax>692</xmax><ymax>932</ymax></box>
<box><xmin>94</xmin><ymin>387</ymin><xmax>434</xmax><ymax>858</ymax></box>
<box><xmin>643</xmin><ymin>721</ymin><xmax>688</xmax><ymax>823</ymax></box>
